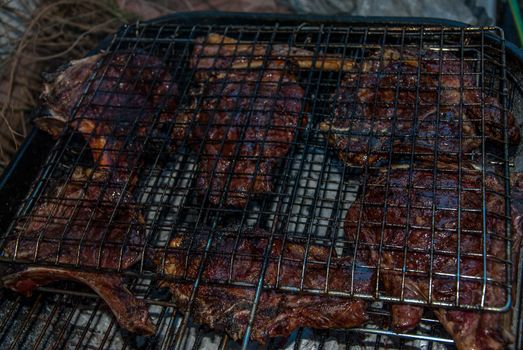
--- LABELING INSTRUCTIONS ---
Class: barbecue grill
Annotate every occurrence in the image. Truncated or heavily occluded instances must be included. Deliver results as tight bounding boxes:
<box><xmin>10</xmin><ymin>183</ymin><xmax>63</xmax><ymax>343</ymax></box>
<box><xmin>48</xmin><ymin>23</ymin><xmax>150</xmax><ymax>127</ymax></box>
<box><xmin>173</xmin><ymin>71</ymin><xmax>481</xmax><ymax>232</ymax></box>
<box><xmin>0</xmin><ymin>12</ymin><xmax>522</xmax><ymax>350</ymax></box>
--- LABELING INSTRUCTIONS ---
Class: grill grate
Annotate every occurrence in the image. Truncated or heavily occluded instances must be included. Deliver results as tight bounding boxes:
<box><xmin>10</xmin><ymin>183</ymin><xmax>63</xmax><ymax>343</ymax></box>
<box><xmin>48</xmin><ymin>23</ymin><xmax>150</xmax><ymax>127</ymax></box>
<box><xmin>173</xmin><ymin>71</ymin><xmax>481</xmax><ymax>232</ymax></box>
<box><xmin>0</xmin><ymin>19</ymin><xmax>520</xmax><ymax>349</ymax></box>
<box><xmin>0</xmin><ymin>288</ymin><xmax>455</xmax><ymax>350</ymax></box>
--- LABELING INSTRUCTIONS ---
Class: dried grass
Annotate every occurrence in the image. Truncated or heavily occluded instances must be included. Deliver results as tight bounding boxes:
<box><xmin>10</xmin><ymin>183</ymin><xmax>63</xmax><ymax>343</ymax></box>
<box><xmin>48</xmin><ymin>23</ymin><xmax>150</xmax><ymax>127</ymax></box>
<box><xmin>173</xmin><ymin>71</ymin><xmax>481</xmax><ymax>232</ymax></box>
<box><xmin>0</xmin><ymin>0</ymin><xmax>135</xmax><ymax>173</ymax></box>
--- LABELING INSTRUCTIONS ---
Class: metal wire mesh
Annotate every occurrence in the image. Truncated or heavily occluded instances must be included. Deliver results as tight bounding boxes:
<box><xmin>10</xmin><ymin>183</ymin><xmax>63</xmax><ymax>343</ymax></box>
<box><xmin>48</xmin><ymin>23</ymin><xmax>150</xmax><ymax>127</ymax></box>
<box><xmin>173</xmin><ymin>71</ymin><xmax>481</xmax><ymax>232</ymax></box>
<box><xmin>0</xmin><ymin>287</ymin><xmax>456</xmax><ymax>350</ymax></box>
<box><xmin>0</xmin><ymin>20</ymin><xmax>519</xmax><ymax>349</ymax></box>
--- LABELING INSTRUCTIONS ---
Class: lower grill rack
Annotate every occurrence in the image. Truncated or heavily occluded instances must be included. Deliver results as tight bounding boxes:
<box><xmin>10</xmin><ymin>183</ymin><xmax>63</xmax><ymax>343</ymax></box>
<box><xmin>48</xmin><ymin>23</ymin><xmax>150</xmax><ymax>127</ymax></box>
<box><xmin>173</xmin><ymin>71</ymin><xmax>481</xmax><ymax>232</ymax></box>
<box><xmin>0</xmin><ymin>288</ymin><xmax>456</xmax><ymax>350</ymax></box>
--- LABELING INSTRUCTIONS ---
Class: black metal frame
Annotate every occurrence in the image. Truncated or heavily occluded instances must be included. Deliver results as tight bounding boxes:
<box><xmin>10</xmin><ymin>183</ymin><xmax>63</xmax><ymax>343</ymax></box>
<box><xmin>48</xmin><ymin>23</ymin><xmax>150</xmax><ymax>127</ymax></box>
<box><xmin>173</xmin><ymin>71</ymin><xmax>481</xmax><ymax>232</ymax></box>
<box><xmin>0</xmin><ymin>12</ymin><xmax>521</xmax><ymax>350</ymax></box>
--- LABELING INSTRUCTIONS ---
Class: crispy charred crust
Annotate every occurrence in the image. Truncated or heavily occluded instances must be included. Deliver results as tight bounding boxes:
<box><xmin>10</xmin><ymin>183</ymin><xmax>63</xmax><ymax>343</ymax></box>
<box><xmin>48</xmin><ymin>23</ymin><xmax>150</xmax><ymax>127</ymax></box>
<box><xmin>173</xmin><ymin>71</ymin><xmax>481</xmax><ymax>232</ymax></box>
<box><xmin>321</xmin><ymin>48</ymin><xmax>520</xmax><ymax>167</ymax></box>
<box><xmin>187</xmin><ymin>36</ymin><xmax>307</xmax><ymax>207</ymax></box>
<box><xmin>3</xmin><ymin>268</ymin><xmax>155</xmax><ymax>335</ymax></box>
<box><xmin>157</xmin><ymin>227</ymin><xmax>372</xmax><ymax>343</ymax></box>
<box><xmin>344</xmin><ymin>164</ymin><xmax>513</xmax><ymax>350</ymax></box>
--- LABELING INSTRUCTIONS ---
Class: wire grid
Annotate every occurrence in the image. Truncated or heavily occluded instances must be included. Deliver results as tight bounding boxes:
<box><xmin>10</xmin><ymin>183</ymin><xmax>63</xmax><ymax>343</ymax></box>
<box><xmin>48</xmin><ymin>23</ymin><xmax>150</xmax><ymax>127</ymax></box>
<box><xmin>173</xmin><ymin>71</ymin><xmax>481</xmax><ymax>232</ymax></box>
<box><xmin>0</xmin><ymin>287</ymin><xmax>455</xmax><ymax>350</ymax></box>
<box><xmin>0</xmin><ymin>22</ymin><xmax>517</xmax><ymax>348</ymax></box>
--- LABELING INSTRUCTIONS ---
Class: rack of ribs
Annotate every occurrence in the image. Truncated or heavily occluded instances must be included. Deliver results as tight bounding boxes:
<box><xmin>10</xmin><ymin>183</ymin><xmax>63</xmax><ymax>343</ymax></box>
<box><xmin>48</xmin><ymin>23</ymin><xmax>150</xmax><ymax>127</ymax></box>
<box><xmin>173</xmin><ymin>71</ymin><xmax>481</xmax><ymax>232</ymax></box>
<box><xmin>320</xmin><ymin>48</ymin><xmax>520</xmax><ymax>167</ymax></box>
<box><xmin>36</xmin><ymin>51</ymin><xmax>178</xmax><ymax>181</ymax></box>
<box><xmin>156</xmin><ymin>226</ymin><xmax>373</xmax><ymax>344</ymax></box>
<box><xmin>344</xmin><ymin>162</ymin><xmax>514</xmax><ymax>350</ymax></box>
<box><xmin>182</xmin><ymin>34</ymin><xmax>311</xmax><ymax>207</ymax></box>
<box><xmin>1</xmin><ymin>166</ymin><xmax>154</xmax><ymax>334</ymax></box>
<box><xmin>0</xmin><ymin>51</ymin><xmax>180</xmax><ymax>335</ymax></box>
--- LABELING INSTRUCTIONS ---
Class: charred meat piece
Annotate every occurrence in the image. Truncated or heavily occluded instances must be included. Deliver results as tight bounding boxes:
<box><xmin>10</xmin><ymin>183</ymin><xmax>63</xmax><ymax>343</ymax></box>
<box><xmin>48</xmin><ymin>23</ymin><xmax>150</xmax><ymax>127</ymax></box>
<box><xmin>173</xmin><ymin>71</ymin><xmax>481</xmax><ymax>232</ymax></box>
<box><xmin>3</xmin><ymin>170</ymin><xmax>145</xmax><ymax>269</ymax></box>
<box><xmin>157</xmin><ymin>227</ymin><xmax>373</xmax><ymax>344</ymax></box>
<box><xmin>189</xmin><ymin>63</ymin><xmax>305</xmax><ymax>207</ymax></box>
<box><xmin>344</xmin><ymin>163</ymin><xmax>513</xmax><ymax>350</ymax></box>
<box><xmin>7</xmin><ymin>51</ymin><xmax>174</xmax><ymax>335</ymax></box>
<box><xmin>37</xmin><ymin>51</ymin><xmax>178</xmax><ymax>180</ymax></box>
<box><xmin>187</xmin><ymin>35</ymin><xmax>306</xmax><ymax>207</ymax></box>
<box><xmin>1</xmin><ymin>167</ymin><xmax>153</xmax><ymax>335</ymax></box>
<box><xmin>3</xmin><ymin>268</ymin><xmax>152</xmax><ymax>335</ymax></box>
<box><xmin>320</xmin><ymin>48</ymin><xmax>520</xmax><ymax>167</ymax></box>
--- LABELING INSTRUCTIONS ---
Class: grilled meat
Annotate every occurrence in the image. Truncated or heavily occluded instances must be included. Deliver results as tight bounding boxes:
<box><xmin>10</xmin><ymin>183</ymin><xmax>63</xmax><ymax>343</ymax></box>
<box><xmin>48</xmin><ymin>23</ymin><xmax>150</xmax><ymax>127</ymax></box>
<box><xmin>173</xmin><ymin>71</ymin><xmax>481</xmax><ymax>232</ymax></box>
<box><xmin>2</xmin><ymin>167</ymin><xmax>154</xmax><ymax>335</ymax></box>
<box><xmin>344</xmin><ymin>163</ymin><xmax>513</xmax><ymax>350</ymax></box>
<box><xmin>3</xmin><ymin>268</ymin><xmax>152</xmax><ymax>335</ymax></box>
<box><xmin>3</xmin><ymin>169</ymin><xmax>145</xmax><ymax>269</ymax></box>
<box><xmin>320</xmin><ymin>48</ymin><xmax>520</xmax><ymax>167</ymax></box>
<box><xmin>37</xmin><ymin>51</ymin><xmax>178</xmax><ymax>180</ymax></box>
<box><xmin>5</xmin><ymin>51</ymin><xmax>179</xmax><ymax>335</ymax></box>
<box><xmin>187</xmin><ymin>35</ymin><xmax>306</xmax><ymax>207</ymax></box>
<box><xmin>157</xmin><ymin>227</ymin><xmax>373</xmax><ymax>344</ymax></box>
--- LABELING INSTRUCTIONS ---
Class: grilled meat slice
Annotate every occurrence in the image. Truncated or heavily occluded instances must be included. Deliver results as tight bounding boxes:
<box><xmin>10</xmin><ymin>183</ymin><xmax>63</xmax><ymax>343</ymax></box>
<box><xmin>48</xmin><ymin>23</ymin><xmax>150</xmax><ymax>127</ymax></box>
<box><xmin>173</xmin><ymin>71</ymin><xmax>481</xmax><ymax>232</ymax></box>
<box><xmin>2</xmin><ymin>167</ymin><xmax>153</xmax><ymax>335</ymax></box>
<box><xmin>37</xmin><ymin>51</ymin><xmax>178</xmax><ymax>180</ymax></box>
<box><xmin>3</xmin><ymin>268</ymin><xmax>153</xmax><ymax>335</ymax></box>
<box><xmin>344</xmin><ymin>163</ymin><xmax>513</xmax><ymax>350</ymax></box>
<box><xmin>40</xmin><ymin>51</ymin><xmax>177</xmax><ymax>135</ymax></box>
<box><xmin>320</xmin><ymin>48</ymin><xmax>520</xmax><ymax>167</ymax></box>
<box><xmin>8</xmin><ymin>50</ymin><xmax>177</xmax><ymax>336</ymax></box>
<box><xmin>3</xmin><ymin>169</ymin><xmax>145</xmax><ymax>269</ymax></box>
<box><xmin>190</xmin><ymin>64</ymin><xmax>305</xmax><ymax>207</ymax></box>
<box><xmin>187</xmin><ymin>36</ymin><xmax>306</xmax><ymax>207</ymax></box>
<box><xmin>157</xmin><ymin>227</ymin><xmax>373</xmax><ymax>344</ymax></box>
